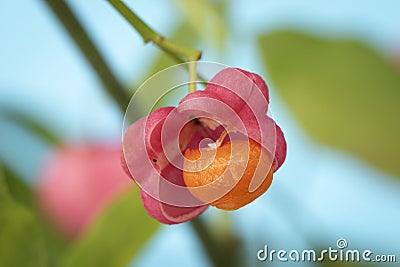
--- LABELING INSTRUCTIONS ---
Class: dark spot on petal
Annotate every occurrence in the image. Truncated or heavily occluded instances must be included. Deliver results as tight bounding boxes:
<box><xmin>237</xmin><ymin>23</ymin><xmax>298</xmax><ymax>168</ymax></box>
<box><xmin>152</xmin><ymin>159</ymin><xmax>157</xmax><ymax>163</ymax></box>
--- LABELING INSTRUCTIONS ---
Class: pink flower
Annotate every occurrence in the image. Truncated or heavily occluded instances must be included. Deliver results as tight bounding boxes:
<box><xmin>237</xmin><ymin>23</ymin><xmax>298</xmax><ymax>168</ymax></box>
<box><xmin>36</xmin><ymin>143</ymin><xmax>133</xmax><ymax>238</ymax></box>
<box><xmin>122</xmin><ymin>68</ymin><xmax>287</xmax><ymax>224</ymax></box>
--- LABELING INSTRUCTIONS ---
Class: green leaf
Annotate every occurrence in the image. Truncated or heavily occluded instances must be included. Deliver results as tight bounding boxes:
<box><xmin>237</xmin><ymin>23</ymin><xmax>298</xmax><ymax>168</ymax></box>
<box><xmin>60</xmin><ymin>187</ymin><xmax>159</xmax><ymax>267</ymax></box>
<box><xmin>0</xmin><ymin>165</ymin><xmax>47</xmax><ymax>267</ymax></box>
<box><xmin>2</xmin><ymin>165</ymin><xmax>34</xmax><ymax>208</ymax></box>
<box><xmin>0</xmin><ymin>167</ymin><xmax>9</xmax><ymax>202</ymax></box>
<box><xmin>259</xmin><ymin>31</ymin><xmax>400</xmax><ymax>177</ymax></box>
<box><xmin>2</xmin><ymin>164</ymin><xmax>68</xmax><ymax>266</ymax></box>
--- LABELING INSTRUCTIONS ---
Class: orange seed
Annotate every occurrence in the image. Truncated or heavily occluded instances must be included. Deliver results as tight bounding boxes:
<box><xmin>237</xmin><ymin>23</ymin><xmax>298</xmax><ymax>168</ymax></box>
<box><xmin>183</xmin><ymin>139</ymin><xmax>274</xmax><ymax>210</ymax></box>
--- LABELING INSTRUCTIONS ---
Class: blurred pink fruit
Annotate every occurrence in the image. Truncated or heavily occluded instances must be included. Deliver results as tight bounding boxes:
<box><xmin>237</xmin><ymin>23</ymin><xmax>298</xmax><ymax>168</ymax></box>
<box><xmin>36</xmin><ymin>143</ymin><xmax>132</xmax><ymax>238</ymax></box>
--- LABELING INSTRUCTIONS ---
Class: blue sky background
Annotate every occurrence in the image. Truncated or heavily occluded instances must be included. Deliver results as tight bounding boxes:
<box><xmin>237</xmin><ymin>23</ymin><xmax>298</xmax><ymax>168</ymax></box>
<box><xmin>0</xmin><ymin>1</ymin><xmax>399</xmax><ymax>266</ymax></box>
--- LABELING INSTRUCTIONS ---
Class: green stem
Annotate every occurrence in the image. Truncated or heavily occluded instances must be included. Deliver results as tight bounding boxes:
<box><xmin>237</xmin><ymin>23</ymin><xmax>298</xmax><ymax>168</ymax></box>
<box><xmin>107</xmin><ymin>1</ymin><xmax>202</xmax><ymax>93</ymax></box>
<box><xmin>43</xmin><ymin>0</ymin><xmax>130</xmax><ymax>113</ymax></box>
<box><xmin>107</xmin><ymin>0</ymin><xmax>202</xmax><ymax>63</ymax></box>
<box><xmin>188</xmin><ymin>61</ymin><xmax>198</xmax><ymax>93</ymax></box>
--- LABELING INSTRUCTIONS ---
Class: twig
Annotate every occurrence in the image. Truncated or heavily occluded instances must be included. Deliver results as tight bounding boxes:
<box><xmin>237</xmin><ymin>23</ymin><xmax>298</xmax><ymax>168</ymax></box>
<box><xmin>43</xmin><ymin>0</ymin><xmax>130</xmax><ymax>113</ymax></box>
<box><xmin>107</xmin><ymin>0</ymin><xmax>202</xmax><ymax>63</ymax></box>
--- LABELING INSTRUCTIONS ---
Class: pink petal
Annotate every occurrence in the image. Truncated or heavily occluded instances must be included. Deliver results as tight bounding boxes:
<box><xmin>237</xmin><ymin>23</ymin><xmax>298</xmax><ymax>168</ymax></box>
<box><xmin>273</xmin><ymin>124</ymin><xmax>287</xmax><ymax>171</ymax></box>
<box><xmin>140</xmin><ymin>162</ymin><xmax>208</xmax><ymax>224</ymax></box>
<box><xmin>205</xmin><ymin>68</ymin><xmax>270</xmax><ymax>116</ymax></box>
<box><xmin>146</xmin><ymin>107</ymin><xmax>175</xmax><ymax>156</ymax></box>
<box><xmin>236</xmin><ymin>68</ymin><xmax>270</xmax><ymax>104</ymax></box>
<box><xmin>178</xmin><ymin>90</ymin><xmax>248</xmax><ymax>134</ymax></box>
<box><xmin>235</xmin><ymin>104</ymin><xmax>287</xmax><ymax>172</ymax></box>
<box><xmin>178</xmin><ymin>81</ymin><xmax>286</xmax><ymax>173</ymax></box>
<box><xmin>122</xmin><ymin>107</ymin><xmax>208</xmax><ymax>224</ymax></box>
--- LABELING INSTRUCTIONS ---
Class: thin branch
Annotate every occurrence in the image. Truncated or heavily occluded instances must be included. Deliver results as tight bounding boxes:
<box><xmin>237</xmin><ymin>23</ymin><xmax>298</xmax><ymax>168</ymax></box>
<box><xmin>1</xmin><ymin>108</ymin><xmax>60</xmax><ymax>146</ymax></box>
<box><xmin>107</xmin><ymin>0</ymin><xmax>201</xmax><ymax>92</ymax></box>
<box><xmin>107</xmin><ymin>0</ymin><xmax>202</xmax><ymax>63</ymax></box>
<box><xmin>43</xmin><ymin>0</ymin><xmax>130</xmax><ymax>113</ymax></box>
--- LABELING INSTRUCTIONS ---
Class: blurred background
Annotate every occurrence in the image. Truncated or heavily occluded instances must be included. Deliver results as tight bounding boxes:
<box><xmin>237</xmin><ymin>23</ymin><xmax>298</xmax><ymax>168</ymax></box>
<box><xmin>0</xmin><ymin>0</ymin><xmax>399</xmax><ymax>266</ymax></box>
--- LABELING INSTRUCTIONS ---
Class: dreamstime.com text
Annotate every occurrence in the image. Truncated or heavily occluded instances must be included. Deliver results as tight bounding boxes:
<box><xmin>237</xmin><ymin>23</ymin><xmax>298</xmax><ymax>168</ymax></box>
<box><xmin>257</xmin><ymin>238</ymin><xmax>396</xmax><ymax>263</ymax></box>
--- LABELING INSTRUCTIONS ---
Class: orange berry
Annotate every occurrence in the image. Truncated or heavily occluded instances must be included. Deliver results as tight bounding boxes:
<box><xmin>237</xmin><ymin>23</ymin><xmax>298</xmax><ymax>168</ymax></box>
<box><xmin>183</xmin><ymin>139</ymin><xmax>274</xmax><ymax>210</ymax></box>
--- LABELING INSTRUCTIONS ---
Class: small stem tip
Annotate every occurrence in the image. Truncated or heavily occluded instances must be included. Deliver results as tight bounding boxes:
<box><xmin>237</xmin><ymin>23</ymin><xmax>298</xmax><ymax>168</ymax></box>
<box><xmin>188</xmin><ymin>60</ymin><xmax>198</xmax><ymax>93</ymax></box>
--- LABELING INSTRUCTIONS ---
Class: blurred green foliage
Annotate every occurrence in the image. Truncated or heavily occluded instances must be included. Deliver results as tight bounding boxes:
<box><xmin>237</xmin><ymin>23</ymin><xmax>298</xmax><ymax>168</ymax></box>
<box><xmin>2</xmin><ymin>164</ymin><xmax>68</xmax><ymax>266</ymax></box>
<box><xmin>1</xmin><ymin>107</ymin><xmax>160</xmax><ymax>267</ymax></box>
<box><xmin>260</xmin><ymin>31</ymin><xmax>400</xmax><ymax>177</ymax></box>
<box><xmin>1</xmin><ymin>109</ymin><xmax>60</xmax><ymax>146</ymax></box>
<box><xmin>1</xmin><ymin>163</ymin><xmax>159</xmax><ymax>267</ymax></box>
<box><xmin>60</xmin><ymin>188</ymin><xmax>158</xmax><ymax>267</ymax></box>
<box><xmin>0</xmin><ymin>165</ymin><xmax>47</xmax><ymax>267</ymax></box>
<box><xmin>3</xmin><ymin>165</ymin><xmax>34</xmax><ymax>208</ymax></box>
<box><xmin>175</xmin><ymin>0</ymin><xmax>227</xmax><ymax>49</ymax></box>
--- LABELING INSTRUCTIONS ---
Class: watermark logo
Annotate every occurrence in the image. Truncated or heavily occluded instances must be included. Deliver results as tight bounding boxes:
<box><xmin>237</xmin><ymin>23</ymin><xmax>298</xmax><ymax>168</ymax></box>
<box><xmin>336</xmin><ymin>238</ymin><xmax>348</xmax><ymax>249</ymax></box>
<box><xmin>257</xmin><ymin>238</ymin><xmax>397</xmax><ymax>263</ymax></box>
